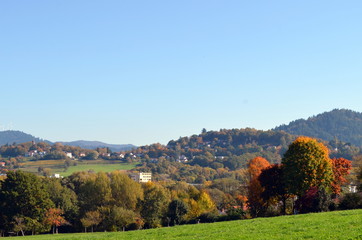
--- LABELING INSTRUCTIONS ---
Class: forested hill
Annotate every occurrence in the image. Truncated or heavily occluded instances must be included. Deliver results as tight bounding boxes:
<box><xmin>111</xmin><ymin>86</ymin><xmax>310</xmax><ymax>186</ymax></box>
<box><xmin>135</xmin><ymin>128</ymin><xmax>360</xmax><ymax>183</ymax></box>
<box><xmin>0</xmin><ymin>130</ymin><xmax>49</xmax><ymax>145</ymax></box>
<box><xmin>274</xmin><ymin>109</ymin><xmax>362</xmax><ymax>147</ymax></box>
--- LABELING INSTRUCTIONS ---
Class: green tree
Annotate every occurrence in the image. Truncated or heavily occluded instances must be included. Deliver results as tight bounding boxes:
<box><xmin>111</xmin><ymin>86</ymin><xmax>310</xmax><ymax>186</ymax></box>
<box><xmin>85</xmin><ymin>151</ymin><xmax>99</xmax><ymax>160</ymax></box>
<box><xmin>45</xmin><ymin>178</ymin><xmax>79</xmax><ymax>224</ymax></box>
<box><xmin>78</xmin><ymin>172</ymin><xmax>112</xmax><ymax>214</ymax></box>
<box><xmin>282</xmin><ymin>137</ymin><xmax>333</xmax><ymax>198</ymax></box>
<box><xmin>80</xmin><ymin>210</ymin><xmax>102</xmax><ymax>233</ymax></box>
<box><xmin>167</xmin><ymin>199</ymin><xmax>189</xmax><ymax>226</ymax></box>
<box><xmin>0</xmin><ymin>171</ymin><xmax>54</xmax><ymax>234</ymax></box>
<box><xmin>109</xmin><ymin>206</ymin><xmax>137</xmax><ymax>231</ymax></box>
<box><xmin>140</xmin><ymin>182</ymin><xmax>170</xmax><ymax>228</ymax></box>
<box><xmin>110</xmin><ymin>172</ymin><xmax>143</xmax><ymax>210</ymax></box>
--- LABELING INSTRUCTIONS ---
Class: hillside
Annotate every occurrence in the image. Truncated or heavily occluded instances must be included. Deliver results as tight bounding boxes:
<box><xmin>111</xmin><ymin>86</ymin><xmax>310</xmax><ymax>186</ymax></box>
<box><xmin>0</xmin><ymin>131</ymin><xmax>136</xmax><ymax>151</ymax></box>
<box><xmin>274</xmin><ymin>109</ymin><xmax>362</xmax><ymax>146</ymax></box>
<box><xmin>59</xmin><ymin>140</ymin><xmax>136</xmax><ymax>152</ymax></box>
<box><xmin>135</xmin><ymin>127</ymin><xmax>360</xmax><ymax>183</ymax></box>
<box><xmin>19</xmin><ymin>209</ymin><xmax>362</xmax><ymax>240</ymax></box>
<box><xmin>0</xmin><ymin>130</ymin><xmax>50</xmax><ymax>146</ymax></box>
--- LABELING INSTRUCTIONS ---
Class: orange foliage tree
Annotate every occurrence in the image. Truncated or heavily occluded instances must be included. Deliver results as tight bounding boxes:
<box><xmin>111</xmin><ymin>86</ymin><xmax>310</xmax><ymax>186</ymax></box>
<box><xmin>44</xmin><ymin>208</ymin><xmax>67</xmax><ymax>234</ymax></box>
<box><xmin>247</xmin><ymin>156</ymin><xmax>270</xmax><ymax>217</ymax></box>
<box><xmin>331</xmin><ymin>157</ymin><xmax>352</xmax><ymax>195</ymax></box>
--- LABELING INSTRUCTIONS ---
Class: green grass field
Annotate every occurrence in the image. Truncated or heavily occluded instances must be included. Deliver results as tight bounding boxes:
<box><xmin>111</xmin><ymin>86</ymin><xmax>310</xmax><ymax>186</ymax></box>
<box><xmin>19</xmin><ymin>160</ymin><xmax>139</xmax><ymax>177</ymax></box>
<box><xmin>60</xmin><ymin>162</ymin><xmax>138</xmax><ymax>177</ymax></box>
<box><xmin>19</xmin><ymin>209</ymin><xmax>362</xmax><ymax>240</ymax></box>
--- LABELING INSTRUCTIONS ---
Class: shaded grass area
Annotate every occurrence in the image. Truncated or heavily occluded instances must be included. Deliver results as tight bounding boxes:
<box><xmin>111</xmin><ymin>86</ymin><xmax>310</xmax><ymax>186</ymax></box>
<box><xmin>19</xmin><ymin>209</ymin><xmax>362</xmax><ymax>240</ymax></box>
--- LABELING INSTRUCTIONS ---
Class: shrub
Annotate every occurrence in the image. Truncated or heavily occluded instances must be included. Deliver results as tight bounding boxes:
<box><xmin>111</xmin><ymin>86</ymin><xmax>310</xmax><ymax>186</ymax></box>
<box><xmin>339</xmin><ymin>193</ymin><xmax>362</xmax><ymax>210</ymax></box>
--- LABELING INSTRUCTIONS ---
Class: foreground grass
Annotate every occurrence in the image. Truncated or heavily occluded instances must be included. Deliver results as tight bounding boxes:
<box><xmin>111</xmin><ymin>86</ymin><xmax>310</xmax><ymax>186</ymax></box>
<box><xmin>20</xmin><ymin>209</ymin><xmax>362</xmax><ymax>240</ymax></box>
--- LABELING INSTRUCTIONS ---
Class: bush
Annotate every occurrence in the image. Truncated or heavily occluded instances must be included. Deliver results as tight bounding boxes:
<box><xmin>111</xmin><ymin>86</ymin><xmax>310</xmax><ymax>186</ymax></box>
<box><xmin>199</xmin><ymin>212</ymin><xmax>218</xmax><ymax>223</ymax></box>
<box><xmin>296</xmin><ymin>187</ymin><xmax>331</xmax><ymax>213</ymax></box>
<box><xmin>339</xmin><ymin>193</ymin><xmax>362</xmax><ymax>210</ymax></box>
<box><xmin>226</xmin><ymin>208</ymin><xmax>246</xmax><ymax>220</ymax></box>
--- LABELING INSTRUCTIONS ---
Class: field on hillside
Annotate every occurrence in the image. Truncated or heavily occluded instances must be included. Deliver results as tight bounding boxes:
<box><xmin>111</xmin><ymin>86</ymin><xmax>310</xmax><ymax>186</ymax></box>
<box><xmin>18</xmin><ymin>160</ymin><xmax>139</xmax><ymax>177</ymax></box>
<box><xmin>61</xmin><ymin>162</ymin><xmax>138</xmax><ymax>177</ymax></box>
<box><xmin>19</xmin><ymin>209</ymin><xmax>362</xmax><ymax>240</ymax></box>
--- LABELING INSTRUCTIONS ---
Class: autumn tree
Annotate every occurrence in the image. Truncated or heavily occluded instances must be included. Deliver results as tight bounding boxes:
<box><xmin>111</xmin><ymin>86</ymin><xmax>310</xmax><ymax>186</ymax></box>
<box><xmin>247</xmin><ymin>157</ymin><xmax>270</xmax><ymax>217</ymax></box>
<box><xmin>330</xmin><ymin>158</ymin><xmax>352</xmax><ymax>195</ymax></box>
<box><xmin>248</xmin><ymin>156</ymin><xmax>271</xmax><ymax>180</ymax></box>
<box><xmin>44</xmin><ymin>208</ymin><xmax>67</xmax><ymax>234</ymax></box>
<box><xmin>282</xmin><ymin>137</ymin><xmax>333</xmax><ymax>198</ymax></box>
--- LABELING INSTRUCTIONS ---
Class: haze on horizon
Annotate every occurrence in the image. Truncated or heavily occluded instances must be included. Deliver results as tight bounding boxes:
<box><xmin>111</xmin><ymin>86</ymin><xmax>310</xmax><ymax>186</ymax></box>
<box><xmin>1</xmin><ymin>1</ymin><xmax>362</xmax><ymax>146</ymax></box>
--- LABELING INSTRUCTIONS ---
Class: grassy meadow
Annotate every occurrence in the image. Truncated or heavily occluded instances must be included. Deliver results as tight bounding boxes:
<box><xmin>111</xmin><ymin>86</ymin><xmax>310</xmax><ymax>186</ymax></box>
<box><xmin>19</xmin><ymin>209</ymin><xmax>362</xmax><ymax>240</ymax></box>
<box><xmin>18</xmin><ymin>159</ymin><xmax>139</xmax><ymax>177</ymax></box>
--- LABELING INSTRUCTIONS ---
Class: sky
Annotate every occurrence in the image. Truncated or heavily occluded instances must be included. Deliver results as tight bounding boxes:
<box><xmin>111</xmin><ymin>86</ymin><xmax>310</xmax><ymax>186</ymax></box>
<box><xmin>1</xmin><ymin>1</ymin><xmax>362</xmax><ymax>146</ymax></box>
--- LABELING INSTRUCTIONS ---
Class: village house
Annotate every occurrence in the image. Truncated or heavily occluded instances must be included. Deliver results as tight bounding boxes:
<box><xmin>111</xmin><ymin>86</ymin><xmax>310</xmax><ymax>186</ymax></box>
<box><xmin>130</xmin><ymin>172</ymin><xmax>152</xmax><ymax>183</ymax></box>
<box><xmin>25</xmin><ymin>150</ymin><xmax>38</xmax><ymax>157</ymax></box>
<box><xmin>177</xmin><ymin>155</ymin><xmax>188</xmax><ymax>163</ymax></box>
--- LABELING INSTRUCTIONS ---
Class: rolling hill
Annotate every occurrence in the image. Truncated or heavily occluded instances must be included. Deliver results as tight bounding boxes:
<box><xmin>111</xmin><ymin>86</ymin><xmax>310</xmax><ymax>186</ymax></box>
<box><xmin>274</xmin><ymin>109</ymin><xmax>362</xmax><ymax>146</ymax></box>
<box><xmin>0</xmin><ymin>131</ymin><xmax>136</xmax><ymax>151</ymax></box>
<box><xmin>0</xmin><ymin>130</ymin><xmax>50</xmax><ymax>145</ymax></box>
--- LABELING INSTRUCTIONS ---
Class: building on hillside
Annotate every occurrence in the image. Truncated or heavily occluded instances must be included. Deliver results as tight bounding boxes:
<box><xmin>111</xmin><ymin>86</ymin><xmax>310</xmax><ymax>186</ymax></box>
<box><xmin>349</xmin><ymin>184</ymin><xmax>358</xmax><ymax>193</ymax></box>
<box><xmin>0</xmin><ymin>162</ymin><xmax>5</xmax><ymax>167</ymax></box>
<box><xmin>65</xmin><ymin>152</ymin><xmax>73</xmax><ymax>158</ymax></box>
<box><xmin>25</xmin><ymin>150</ymin><xmax>38</xmax><ymax>157</ymax></box>
<box><xmin>130</xmin><ymin>172</ymin><xmax>152</xmax><ymax>183</ymax></box>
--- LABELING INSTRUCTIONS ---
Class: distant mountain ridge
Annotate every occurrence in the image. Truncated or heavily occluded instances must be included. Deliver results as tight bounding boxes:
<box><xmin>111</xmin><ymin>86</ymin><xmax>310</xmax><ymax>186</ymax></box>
<box><xmin>274</xmin><ymin>109</ymin><xmax>362</xmax><ymax>146</ymax></box>
<box><xmin>0</xmin><ymin>130</ymin><xmax>50</xmax><ymax>145</ymax></box>
<box><xmin>2</xmin><ymin>108</ymin><xmax>362</xmax><ymax>152</ymax></box>
<box><xmin>0</xmin><ymin>131</ymin><xmax>136</xmax><ymax>152</ymax></box>
<box><xmin>58</xmin><ymin>140</ymin><xmax>136</xmax><ymax>152</ymax></box>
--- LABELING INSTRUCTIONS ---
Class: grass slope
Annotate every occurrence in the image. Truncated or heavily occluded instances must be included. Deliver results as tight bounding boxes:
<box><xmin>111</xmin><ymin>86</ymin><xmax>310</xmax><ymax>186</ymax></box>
<box><xmin>20</xmin><ymin>209</ymin><xmax>362</xmax><ymax>240</ymax></box>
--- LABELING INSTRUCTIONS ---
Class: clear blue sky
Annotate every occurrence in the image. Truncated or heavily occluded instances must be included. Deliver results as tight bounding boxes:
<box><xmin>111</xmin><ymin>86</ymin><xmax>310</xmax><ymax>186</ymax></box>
<box><xmin>1</xmin><ymin>1</ymin><xmax>362</xmax><ymax>146</ymax></box>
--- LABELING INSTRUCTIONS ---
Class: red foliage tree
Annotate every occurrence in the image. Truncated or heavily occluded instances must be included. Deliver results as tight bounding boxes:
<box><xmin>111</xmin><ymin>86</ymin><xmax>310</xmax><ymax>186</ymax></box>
<box><xmin>331</xmin><ymin>158</ymin><xmax>352</xmax><ymax>195</ymax></box>
<box><xmin>44</xmin><ymin>208</ymin><xmax>67</xmax><ymax>234</ymax></box>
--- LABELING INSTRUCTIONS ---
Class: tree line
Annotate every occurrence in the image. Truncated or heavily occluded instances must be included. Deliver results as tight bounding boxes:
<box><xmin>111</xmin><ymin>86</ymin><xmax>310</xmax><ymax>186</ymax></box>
<box><xmin>0</xmin><ymin>136</ymin><xmax>361</xmax><ymax>237</ymax></box>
